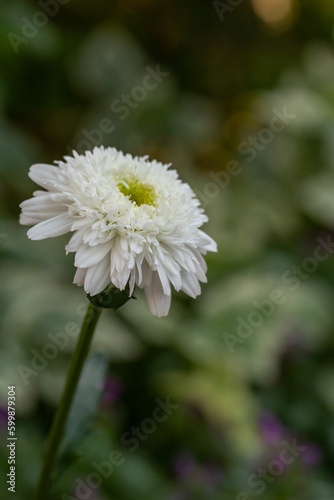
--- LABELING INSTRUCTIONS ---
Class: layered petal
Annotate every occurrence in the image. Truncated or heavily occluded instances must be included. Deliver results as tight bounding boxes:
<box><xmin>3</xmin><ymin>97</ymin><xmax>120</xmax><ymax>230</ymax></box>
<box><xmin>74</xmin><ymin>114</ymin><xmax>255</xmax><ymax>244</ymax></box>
<box><xmin>84</xmin><ymin>254</ymin><xmax>111</xmax><ymax>296</ymax></box>
<box><xmin>20</xmin><ymin>193</ymin><xmax>68</xmax><ymax>223</ymax></box>
<box><xmin>180</xmin><ymin>269</ymin><xmax>202</xmax><ymax>298</ymax></box>
<box><xmin>144</xmin><ymin>271</ymin><xmax>172</xmax><ymax>317</ymax></box>
<box><xmin>75</xmin><ymin>241</ymin><xmax>112</xmax><ymax>268</ymax></box>
<box><xmin>27</xmin><ymin>214</ymin><xmax>73</xmax><ymax>240</ymax></box>
<box><xmin>28</xmin><ymin>163</ymin><xmax>61</xmax><ymax>190</ymax></box>
<box><xmin>19</xmin><ymin>146</ymin><xmax>217</xmax><ymax>317</ymax></box>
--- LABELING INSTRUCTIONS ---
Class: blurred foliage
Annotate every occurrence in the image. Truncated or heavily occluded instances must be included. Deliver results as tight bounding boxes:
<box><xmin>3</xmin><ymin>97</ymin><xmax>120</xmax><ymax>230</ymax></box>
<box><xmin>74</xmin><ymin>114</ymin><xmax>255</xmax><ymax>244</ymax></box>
<box><xmin>1</xmin><ymin>0</ymin><xmax>334</xmax><ymax>498</ymax></box>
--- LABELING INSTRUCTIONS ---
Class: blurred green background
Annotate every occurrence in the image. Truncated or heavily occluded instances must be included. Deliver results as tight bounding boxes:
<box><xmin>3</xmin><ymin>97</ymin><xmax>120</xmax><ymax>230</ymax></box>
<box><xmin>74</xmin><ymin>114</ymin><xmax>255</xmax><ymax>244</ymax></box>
<box><xmin>1</xmin><ymin>0</ymin><xmax>334</xmax><ymax>498</ymax></box>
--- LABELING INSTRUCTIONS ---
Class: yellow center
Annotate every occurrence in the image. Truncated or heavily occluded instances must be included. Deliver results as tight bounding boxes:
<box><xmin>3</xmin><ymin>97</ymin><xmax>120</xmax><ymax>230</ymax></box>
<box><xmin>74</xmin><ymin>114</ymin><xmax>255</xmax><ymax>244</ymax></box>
<box><xmin>118</xmin><ymin>178</ymin><xmax>156</xmax><ymax>207</ymax></box>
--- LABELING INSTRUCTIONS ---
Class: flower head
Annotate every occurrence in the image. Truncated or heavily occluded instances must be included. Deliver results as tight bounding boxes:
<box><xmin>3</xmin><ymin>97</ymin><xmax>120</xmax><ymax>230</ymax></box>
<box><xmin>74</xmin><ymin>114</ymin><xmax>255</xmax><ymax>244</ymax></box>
<box><xmin>20</xmin><ymin>147</ymin><xmax>217</xmax><ymax>316</ymax></box>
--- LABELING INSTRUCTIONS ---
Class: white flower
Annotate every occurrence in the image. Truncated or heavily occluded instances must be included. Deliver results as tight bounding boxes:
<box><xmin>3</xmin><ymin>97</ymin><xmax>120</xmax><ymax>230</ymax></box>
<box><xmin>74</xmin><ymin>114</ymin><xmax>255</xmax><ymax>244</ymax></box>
<box><xmin>20</xmin><ymin>146</ymin><xmax>217</xmax><ymax>317</ymax></box>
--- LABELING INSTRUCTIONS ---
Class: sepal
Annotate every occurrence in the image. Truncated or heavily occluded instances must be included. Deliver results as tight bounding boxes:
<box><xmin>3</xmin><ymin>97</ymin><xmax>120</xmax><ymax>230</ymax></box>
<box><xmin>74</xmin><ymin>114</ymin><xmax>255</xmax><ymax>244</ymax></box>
<box><xmin>87</xmin><ymin>283</ymin><xmax>135</xmax><ymax>310</ymax></box>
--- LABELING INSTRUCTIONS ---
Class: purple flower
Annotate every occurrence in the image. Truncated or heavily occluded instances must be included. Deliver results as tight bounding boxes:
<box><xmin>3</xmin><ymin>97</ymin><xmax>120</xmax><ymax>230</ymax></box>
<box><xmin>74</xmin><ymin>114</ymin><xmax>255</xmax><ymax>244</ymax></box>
<box><xmin>173</xmin><ymin>451</ymin><xmax>197</xmax><ymax>480</ymax></box>
<box><xmin>101</xmin><ymin>376</ymin><xmax>123</xmax><ymax>405</ymax></box>
<box><xmin>203</xmin><ymin>463</ymin><xmax>223</xmax><ymax>488</ymax></box>
<box><xmin>301</xmin><ymin>442</ymin><xmax>322</xmax><ymax>466</ymax></box>
<box><xmin>259</xmin><ymin>412</ymin><xmax>286</xmax><ymax>444</ymax></box>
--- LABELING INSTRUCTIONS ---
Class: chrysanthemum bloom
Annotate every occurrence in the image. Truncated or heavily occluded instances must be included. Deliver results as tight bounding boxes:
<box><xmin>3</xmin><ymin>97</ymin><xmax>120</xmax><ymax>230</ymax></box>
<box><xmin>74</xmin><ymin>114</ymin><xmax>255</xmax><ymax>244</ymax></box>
<box><xmin>20</xmin><ymin>147</ymin><xmax>217</xmax><ymax>317</ymax></box>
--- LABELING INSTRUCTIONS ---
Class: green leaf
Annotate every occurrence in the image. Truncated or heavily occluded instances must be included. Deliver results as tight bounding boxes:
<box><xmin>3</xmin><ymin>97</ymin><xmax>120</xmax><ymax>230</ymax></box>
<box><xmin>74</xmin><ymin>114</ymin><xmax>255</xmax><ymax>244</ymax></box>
<box><xmin>56</xmin><ymin>351</ymin><xmax>109</xmax><ymax>477</ymax></box>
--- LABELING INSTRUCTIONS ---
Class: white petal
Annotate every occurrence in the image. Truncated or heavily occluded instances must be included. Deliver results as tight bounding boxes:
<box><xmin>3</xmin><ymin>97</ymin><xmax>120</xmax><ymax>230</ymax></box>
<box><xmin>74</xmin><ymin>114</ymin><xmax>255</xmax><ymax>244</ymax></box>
<box><xmin>168</xmin><ymin>272</ymin><xmax>182</xmax><ymax>291</ymax></box>
<box><xmin>109</xmin><ymin>236</ymin><xmax>134</xmax><ymax>290</ymax></box>
<box><xmin>144</xmin><ymin>271</ymin><xmax>171</xmax><ymax>317</ymax></box>
<box><xmin>129</xmin><ymin>238</ymin><xmax>144</xmax><ymax>254</ymax></box>
<box><xmin>73</xmin><ymin>267</ymin><xmax>87</xmax><ymax>286</ymax></box>
<box><xmin>110</xmin><ymin>267</ymin><xmax>131</xmax><ymax>291</ymax></box>
<box><xmin>27</xmin><ymin>214</ymin><xmax>73</xmax><ymax>240</ymax></box>
<box><xmin>75</xmin><ymin>241</ymin><xmax>112</xmax><ymax>268</ymax></box>
<box><xmin>180</xmin><ymin>270</ymin><xmax>201</xmax><ymax>298</ymax></box>
<box><xmin>110</xmin><ymin>236</ymin><xmax>124</xmax><ymax>274</ymax></box>
<box><xmin>83</xmin><ymin>229</ymin><xmax>103</xmax><ymax>246</ymax></box>
<box><xmin>29</xmin><ymin>163</ymin><xmax>60</xmax><ymax>190</ymax></box>
<box><xmin>66</xmin><ymin>228</ymin><xmax>87</xmax><ymax>254</ymax></box>
<box><xmin>157</xmin><ymin>264</ymin><xmax>171</xmax><ymax>295</ymax></box>
<box><xmin>20</xmin><ymin>194</ymin><xmax>67</xmax><ymax>220</ymax></box>
<box><xmin>84</xmin><ymin>255</ymin><xmax>111</xmax><ymax>295</ymax></box>
<box><xmin>161</xmin><ymin>254</ymin><xmax>180</xmax><ymax>275</ymax></box>
<box><xmin>172</xmin><ymin>246</ymin><xmax>197</xmax><ymax>273</ymax></box>
<box><xmin>139</xmin><ymin>259</ymin><xmax>153</xmax><ymax>288</ymax></box>
<box><xmin>191</xmin><ymin>249</ymin><xmax>208</xmax><ymax>282</ymax></box>
<box><xmin>195</xmin><ymin>250</ymin><xmax>208</xmax><ymax>273</ymax></box>
<box><xmin>198</xmin><ymin>230</ymin><xmax>218</xmax><ymax>252</ymax></box>
<box><xmin>129</xmin><ymin>268</ymin><xmax>137</xmax><ymax>295</ymax></box>
<box><xmin>134</xmin><ymin>256</ymin><xmax>144</xmax><ymax>285</ymax></box>
<box><xmin>20</xmin><ymin>214</ymin><xmax>41</xmax><ymax>225</ymax></box>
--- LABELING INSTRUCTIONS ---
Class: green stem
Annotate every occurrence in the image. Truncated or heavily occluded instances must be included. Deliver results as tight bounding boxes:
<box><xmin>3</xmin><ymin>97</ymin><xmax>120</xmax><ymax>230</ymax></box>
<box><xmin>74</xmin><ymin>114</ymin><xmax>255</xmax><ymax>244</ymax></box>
<box><xmin>32</xmin><ymin>301</ymin><xmax>102</xmax><ymax>500</ymax></box>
